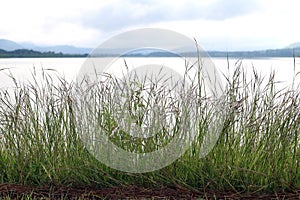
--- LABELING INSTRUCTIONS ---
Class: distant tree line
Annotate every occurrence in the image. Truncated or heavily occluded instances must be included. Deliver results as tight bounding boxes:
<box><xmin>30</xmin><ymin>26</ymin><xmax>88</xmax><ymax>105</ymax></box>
<box><xmin>1</xmin><ymin>47</ymin><xmax>300</xmax><ymax>58</ymax></box>
<box><xmin>206</xmin><ymin>48</ymin><xmax>300</xmax><ymax>58</ymax></box>
<box><xmin>0</xmin><ymin>49</ymin><xmax>88</xmax><ymax>58</ymax></box>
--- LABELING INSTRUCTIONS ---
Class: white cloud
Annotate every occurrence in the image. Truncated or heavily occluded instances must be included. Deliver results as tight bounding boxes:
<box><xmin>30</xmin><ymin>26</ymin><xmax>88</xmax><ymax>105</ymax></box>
<box><xmin>80</xmin><ymin>0</ymin><xmax>261</xmax><ymax>31</ymax></box>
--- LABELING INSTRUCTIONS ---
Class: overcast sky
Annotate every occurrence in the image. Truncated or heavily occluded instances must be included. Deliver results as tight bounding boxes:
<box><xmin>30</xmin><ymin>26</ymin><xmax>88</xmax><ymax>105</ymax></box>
<box><xmin>0</xmin><ymin>0</ymin><xmax>299</xmax><ymax>51</ymax></box>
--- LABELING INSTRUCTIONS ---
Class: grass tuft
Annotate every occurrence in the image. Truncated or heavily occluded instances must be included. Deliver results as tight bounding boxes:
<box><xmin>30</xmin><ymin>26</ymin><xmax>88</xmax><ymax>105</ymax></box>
<box><xmin>0</xmin><ymin>58</ymin><xmax>299</xmax><ymax>195</ymax></box>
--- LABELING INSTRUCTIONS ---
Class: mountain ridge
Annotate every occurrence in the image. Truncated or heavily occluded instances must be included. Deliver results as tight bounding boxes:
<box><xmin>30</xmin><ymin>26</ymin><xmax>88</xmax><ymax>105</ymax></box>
<box><xmin>0</xmin><ymin>39</ymin><xmax>92</xmax><ymax>54</ymax></box>
<box><xmin>0</xmin><ymin>39</ymin><xmax>24</xmax><ymax>51</ymax></box>
<box><xmin>1</xmin><ymin>39</ymin><xmax>300</xmax><ymax>57</ymax></box>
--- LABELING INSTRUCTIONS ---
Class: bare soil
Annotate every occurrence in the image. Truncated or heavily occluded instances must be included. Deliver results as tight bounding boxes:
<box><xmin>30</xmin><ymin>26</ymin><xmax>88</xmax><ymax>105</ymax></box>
<box><xmin>0</xmin><ymin>184</ymin><xmax>299</xmax><ymax>199</ymax></box>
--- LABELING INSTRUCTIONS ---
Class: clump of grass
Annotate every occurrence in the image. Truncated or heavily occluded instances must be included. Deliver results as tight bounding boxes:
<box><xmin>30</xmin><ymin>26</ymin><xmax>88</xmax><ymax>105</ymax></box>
<box><xmin>0</xmin><ymin>58</ymin><xmax>299</xmax><ymax>196</ymax></box>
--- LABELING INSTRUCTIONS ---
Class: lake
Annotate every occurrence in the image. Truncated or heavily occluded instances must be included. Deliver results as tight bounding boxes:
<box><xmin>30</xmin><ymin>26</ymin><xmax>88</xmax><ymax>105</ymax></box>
<box><xmin>0</xmin><ymin>57</ymin><xmax>300</xmax><ymax>91</ymax></box>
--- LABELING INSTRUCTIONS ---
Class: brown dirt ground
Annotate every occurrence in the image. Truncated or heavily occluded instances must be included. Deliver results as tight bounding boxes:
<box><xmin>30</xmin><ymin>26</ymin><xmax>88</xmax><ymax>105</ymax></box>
<box><xmin>0</xmin><ymin>184</ymin><xmax>299</xmax><ymax>199</ymax></box>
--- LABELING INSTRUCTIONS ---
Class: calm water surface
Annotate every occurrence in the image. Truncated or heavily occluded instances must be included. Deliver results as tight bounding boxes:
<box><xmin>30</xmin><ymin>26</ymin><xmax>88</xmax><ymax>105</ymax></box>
<box><xmin>0</xmin><ymin>57</ymin><xmax>299</xmax><ymax>90</ymax></box>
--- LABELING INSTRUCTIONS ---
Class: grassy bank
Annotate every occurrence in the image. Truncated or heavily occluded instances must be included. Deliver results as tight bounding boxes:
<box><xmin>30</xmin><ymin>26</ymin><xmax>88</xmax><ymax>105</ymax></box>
<box><xmin>0</xmin><ymin>59</ymin><xmax>299</xmax><ymax>198</ymax></box>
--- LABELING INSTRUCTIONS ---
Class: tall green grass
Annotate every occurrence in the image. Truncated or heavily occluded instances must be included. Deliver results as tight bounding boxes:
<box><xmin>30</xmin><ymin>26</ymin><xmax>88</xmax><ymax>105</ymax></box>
<box><xmin>0</xmin><ymin>59</ymin><xmax>299</xmax><ymax>194</ymax></box>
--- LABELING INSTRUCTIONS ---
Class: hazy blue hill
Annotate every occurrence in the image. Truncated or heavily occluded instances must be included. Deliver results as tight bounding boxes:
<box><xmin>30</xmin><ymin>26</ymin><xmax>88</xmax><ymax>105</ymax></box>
<box><xmin>0</xmin><ymin>39</ymin><xmax>92</xmax><ymax>54</ymax></box>
<box><xmin>0</xmin><ymin>39</ymin><xmax>24</xmax><ymax>51</ymax></box>
<box><xmin>41</xmin><ymin>45</ymin><xmax>92</xmax><ymax>54</ymax></box>
<box><xmin>21</xmin><ymin>43</ymin><xmax>92</xmax><ymax>54</ymax></box>
<box><xmin>287</xmin><ymin>42</ymin><xmax>300</xmax><ymax>48</ymax></box>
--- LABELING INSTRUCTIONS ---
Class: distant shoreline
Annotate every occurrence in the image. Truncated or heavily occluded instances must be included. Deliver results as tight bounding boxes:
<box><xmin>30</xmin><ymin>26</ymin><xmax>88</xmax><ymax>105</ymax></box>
<box><xmin>0</xmin><ymin>49</ymin><xmax>87</xmax><ymax>58</ymax></box>
<box><xmin>0</xmin><ymin>47</ymin><xmax>299</xmax><ymax>58</ymax></box>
